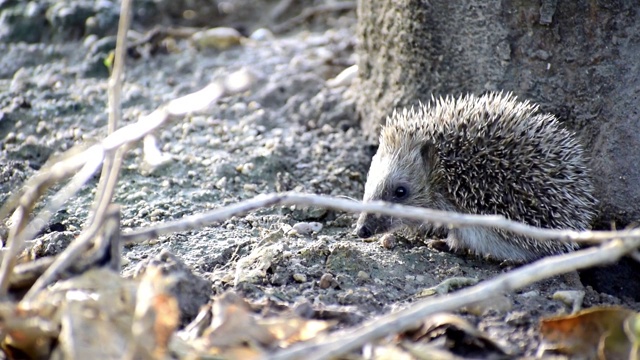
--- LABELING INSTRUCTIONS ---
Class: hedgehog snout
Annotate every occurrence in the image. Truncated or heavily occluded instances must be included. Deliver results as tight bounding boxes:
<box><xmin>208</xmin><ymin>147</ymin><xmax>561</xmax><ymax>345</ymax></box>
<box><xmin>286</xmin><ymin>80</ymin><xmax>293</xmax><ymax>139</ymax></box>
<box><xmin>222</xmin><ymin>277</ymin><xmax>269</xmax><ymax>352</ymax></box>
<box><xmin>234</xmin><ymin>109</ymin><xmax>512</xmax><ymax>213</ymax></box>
<box><xmin>356</xmin><ymin>223</ymin><xmax>373</xmax><ymax>238</ymax></box>
<box><xmin>355</xmin><ymin>213</ymin><xmax>391</xmax><ymax>238</ymax></box>
<box><xmin>355</xmin><ymin>213</ymin><xmax>372</xmax><ymax>238</ymax></box>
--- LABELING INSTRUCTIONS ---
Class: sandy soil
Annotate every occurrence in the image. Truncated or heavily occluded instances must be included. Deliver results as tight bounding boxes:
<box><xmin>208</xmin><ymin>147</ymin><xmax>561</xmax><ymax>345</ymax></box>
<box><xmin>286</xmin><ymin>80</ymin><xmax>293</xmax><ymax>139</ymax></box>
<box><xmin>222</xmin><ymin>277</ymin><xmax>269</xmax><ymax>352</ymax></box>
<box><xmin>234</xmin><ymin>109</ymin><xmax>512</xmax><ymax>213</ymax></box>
<box><xmin>1</xmin><ymin>2</ymin><xmax>639</xmax><ymax>358</ymax></box>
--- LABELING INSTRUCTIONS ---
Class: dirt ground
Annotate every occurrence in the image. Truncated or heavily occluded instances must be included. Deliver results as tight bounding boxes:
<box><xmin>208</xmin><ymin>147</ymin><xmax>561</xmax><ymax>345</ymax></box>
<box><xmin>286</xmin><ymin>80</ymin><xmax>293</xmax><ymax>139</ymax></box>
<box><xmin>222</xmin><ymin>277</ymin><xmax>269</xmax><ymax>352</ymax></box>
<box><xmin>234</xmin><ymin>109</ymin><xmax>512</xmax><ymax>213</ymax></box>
<box><xmin>1</xmin><ymin>1</ymin><xmax>639</xmax><ymax>358</ymax></box>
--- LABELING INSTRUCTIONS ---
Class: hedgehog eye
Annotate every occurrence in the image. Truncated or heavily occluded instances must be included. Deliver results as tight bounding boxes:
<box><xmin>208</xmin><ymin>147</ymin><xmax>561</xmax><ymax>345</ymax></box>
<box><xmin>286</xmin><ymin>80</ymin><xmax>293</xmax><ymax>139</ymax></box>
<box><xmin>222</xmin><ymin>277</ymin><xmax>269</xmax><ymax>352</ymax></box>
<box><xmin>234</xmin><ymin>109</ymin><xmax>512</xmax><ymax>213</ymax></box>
<box><xmin>393</xmin><ymin>186</ymin><xmax>409</xmax><ymax>200</ymax></box>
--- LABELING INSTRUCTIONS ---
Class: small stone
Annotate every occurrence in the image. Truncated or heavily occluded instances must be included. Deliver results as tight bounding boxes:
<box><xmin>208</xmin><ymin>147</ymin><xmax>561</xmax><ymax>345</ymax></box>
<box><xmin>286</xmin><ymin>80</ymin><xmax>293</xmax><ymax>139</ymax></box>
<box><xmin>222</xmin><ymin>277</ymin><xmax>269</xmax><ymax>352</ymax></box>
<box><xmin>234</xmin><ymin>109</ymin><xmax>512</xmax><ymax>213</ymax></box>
<box><xmin>10</xmin><ymin>68</ymin><xmax>30</xmax><ymax>93</ymax></box>
<box><xmin>249</xmin><ymin>28</ymin><xmax>274</xmax><ymax>41</ymax></box>
<box><xmin>380</xmin><ymin>234</ymin><xmax>396</xmax><ymax>249</ymax></box>
<box><xmin>243</xmin><ymin>183</ymin><xmax>257</xmax><ymax>192</ymax></box>
<box><xmin>293</xmin><ymin>273</ymin><xmax>307</xmax><ymax>283</ymax></box>
<box><xmin>215</xmin><ymin>177</ymin><xmax>227</xmax><ymax>190</ymax></box>
<box><xmin>83</xmin><ymin>34</ymin><xmax>99</xmax><ymax>48</ymax></box>
<box><xmin>520</xmin><ymin>290</ymin><xmax>540</xmax><ymax>298</ymax></box>
<box><xmin>24</xmin><ymin>135</ymin><xmax>37</xmax><ymax>145</ymax></box>
<box><xmin>224</xmin><ymin>67</ymin><xmax>257</xmax><ymax>93</ymax></box>
<box><xmin>191</xmin><ymin>27</ymin><xmax>242</xmax><ymax>50</ymax></box>
<box><xmin>292</xmin><ymin>222</ymin><xmax>323</xmax><ymax>235</ymax></box>
<box><xmin>357</xmin><ymin>271</ymin><xmax>370</xmax><ymax>282</ymax></box>
<box><xmin>236</xmin><ymin>162</ymin><xmax>254</xmax><ymax>175</ymax></box>
<box><xmin>505</xmin><ymin>311</ymin><xmax>529</xmax><ymax>326</ymax></box>
<box><xmin>293</xmin><ymin>300</ymin><xmax>314</xmax><ymax>318</ymax></box>
<box><xmin>553</xmin><ymin>290</ymin><xmax>585</xmax><ymax>313</ymax></box>
<box><xmin>120</xmin><ymin>256</ymin><xmax>130</xmax><ymax>266</ymax></box>
<box><xmin>190</xmin><ymin>116</ymin><xmax>207</xmax><ymax>127</ymax></box>
<box><xmin>464</xmin><ymin>295</ymin><xmax>513</xmax><ymax>316</ymax></box>
<box><xmin>319</xmin><ymin>273</ymin><xmax>334</xmax><ymax>289</ymax></box>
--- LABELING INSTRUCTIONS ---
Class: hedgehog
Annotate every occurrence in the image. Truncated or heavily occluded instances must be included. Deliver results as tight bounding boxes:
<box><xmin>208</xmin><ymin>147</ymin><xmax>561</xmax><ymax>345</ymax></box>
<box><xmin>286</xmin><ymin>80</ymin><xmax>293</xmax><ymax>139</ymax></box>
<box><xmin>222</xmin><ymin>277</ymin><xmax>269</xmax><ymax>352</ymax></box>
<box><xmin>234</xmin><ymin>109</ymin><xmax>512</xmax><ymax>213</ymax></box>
<box><xmin>355</xmin><ymin>92</ymin><xmax>597</xmax><ymax>262</ymax></box>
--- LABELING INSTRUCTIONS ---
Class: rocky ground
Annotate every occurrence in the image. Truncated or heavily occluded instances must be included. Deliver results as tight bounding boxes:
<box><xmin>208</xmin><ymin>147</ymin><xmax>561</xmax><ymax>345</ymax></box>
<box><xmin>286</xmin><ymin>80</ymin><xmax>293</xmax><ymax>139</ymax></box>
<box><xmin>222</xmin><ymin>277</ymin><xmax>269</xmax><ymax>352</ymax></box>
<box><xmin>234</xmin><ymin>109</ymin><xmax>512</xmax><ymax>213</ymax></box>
<box><xmin>1</xmin><ymin>1</ymin><xmax>639</xmax><ymax>358</ymax></box>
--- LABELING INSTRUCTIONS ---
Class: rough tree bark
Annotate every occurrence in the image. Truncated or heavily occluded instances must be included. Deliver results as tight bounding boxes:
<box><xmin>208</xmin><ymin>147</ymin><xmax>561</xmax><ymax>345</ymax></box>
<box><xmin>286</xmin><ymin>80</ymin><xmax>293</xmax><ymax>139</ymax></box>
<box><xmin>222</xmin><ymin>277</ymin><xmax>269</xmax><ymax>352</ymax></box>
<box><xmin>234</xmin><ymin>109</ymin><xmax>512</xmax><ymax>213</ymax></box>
<box><xmin>355</xmin><ymin>0</ymin><xmax>639</xmax><ymax>228</ymax></box>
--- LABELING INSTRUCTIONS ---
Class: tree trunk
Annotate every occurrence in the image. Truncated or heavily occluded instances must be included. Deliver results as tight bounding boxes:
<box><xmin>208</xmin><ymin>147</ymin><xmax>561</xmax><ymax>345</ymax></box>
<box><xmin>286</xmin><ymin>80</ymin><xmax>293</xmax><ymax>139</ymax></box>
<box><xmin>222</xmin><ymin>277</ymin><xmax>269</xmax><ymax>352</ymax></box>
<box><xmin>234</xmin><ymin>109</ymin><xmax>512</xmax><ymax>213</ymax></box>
<box><xmin>355</xmin><ymin>0</ymin><xmax>639</xmax><ymax>227</ymax></box>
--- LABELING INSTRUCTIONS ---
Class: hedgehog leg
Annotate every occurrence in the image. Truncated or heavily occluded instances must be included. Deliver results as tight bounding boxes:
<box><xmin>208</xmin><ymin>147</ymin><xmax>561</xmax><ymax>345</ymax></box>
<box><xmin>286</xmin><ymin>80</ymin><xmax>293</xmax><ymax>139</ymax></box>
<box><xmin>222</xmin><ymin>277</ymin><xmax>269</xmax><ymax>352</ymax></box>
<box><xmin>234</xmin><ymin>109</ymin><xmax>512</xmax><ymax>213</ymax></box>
<box><xmin>447</xmin><ymin>227</ymin><xmax>539</xmax><ymax>263</ymax></box>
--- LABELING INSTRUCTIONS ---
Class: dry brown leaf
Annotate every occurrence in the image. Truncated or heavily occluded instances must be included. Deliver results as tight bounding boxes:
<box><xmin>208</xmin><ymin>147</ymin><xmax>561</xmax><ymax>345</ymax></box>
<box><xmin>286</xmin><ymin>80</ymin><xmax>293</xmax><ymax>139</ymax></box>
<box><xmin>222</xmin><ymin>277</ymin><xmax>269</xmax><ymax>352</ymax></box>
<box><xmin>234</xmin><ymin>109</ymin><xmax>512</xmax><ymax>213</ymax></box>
<box><xmin>400</xmin><ymin>312</ymin><xmax>510</xmax><ymax>357</ymax></box>
<box><xmin>181</xmin><ymin>303</ymin><xmax>213</xmax><ymax>341</ymax></box>
<box><xmin>202</xmin><ymin>293</ymin><xmax>276</xmax><ymax>349</ymax></box>
<box><xmin>132</xmin><ymin>266</ymin><xmax>180</xmax><ymax>359</ymax></box>
<box><xmin>56</xmin><ymin>299</ymin><xmax>129</xmax><ymax>359</ymax></box>
<box><xmin>623</xmin><ymin>313</ymin><xmax>640</xmax><ymax>360</ymax></box>
<box><xmin>4</xmin><ymin>268</ymin><xmax>137</xmax><ymax>359</ymax></box>
<box><xmin>540</xmin><ymin>306</ymin><xmax>640</xmax><ymax>359</ymax></box>
<box><xmin>178</xmin><ymin>292</ymin><xmax>336</xmax><ymax>359</ymax></box>
<box><xmin>258</xmin><ymin>317</ymin><xmax>336</xmax><ymax>346</ymax></box>
<box><xmin>0</xmin><ymin>303</ymin><xmax>58</xmax><ymax>359</ymax></box>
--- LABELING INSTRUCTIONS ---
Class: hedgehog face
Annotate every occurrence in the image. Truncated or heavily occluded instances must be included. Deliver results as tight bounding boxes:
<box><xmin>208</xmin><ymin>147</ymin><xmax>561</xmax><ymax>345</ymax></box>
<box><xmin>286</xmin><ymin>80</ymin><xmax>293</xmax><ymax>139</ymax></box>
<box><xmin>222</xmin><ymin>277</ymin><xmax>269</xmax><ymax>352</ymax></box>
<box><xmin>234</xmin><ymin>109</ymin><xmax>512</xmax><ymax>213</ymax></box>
<box><xmin>356</xmin><ymin>144</ymin><xmax>433</xmax><ymax>238</ymax></box>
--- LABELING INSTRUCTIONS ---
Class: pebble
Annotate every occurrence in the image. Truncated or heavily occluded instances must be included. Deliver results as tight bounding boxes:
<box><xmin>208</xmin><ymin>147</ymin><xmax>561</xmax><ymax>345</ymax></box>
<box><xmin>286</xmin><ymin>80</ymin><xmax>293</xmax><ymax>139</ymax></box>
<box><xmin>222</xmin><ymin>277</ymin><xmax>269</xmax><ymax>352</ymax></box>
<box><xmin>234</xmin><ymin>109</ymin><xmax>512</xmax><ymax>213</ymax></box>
<box><xmin>190</xmin><ymin>116</ymin><xmax>208</xmax><ymax>127</ymax></box>
<box><xmin>224</xmin><ymin>67</ymin><xmax>258</xmax><ymax>93</ymax></box>
<box><xmin>242</xmin><ymin>183</ymin><xmax>257</xmax><ymax>192</ymax></box>
<box><xmin>520</xmin><ymin>290</ymin><xmax>540</xmax><ymax>298</ymax></box>
<box><xmin>215</xmin><ymin>177</ymin><xmax>227</xmax><ymax>190</ymax></box>
<box><xmin>319</xmin><ymin>273</ymin><xmax>334</xmax><ymax>289</ymax></box>
<box><xmin>250</xmin><ymin>28</ymin><xmax>274</xmax><ymax>41</ymax></box>
<box><xmin>10</xmin><ymin>67</ymin><xmax>30</xmax><ymax>93</ymax></box>
<box><xmin>505</xmin><ymin>311</ymin><xmax>529</xmax><ymax>326</ymax></box>
<box><xmin>293</xmin><ymin>273</ymin><xmax>307</xmax><ymax>283</ymax></box>
<box><xmin>357</xmin><ymin>271</ymin><xmax>370</xmax><ymax>281</ymax></box>
<box><xmin>293</xmin><ymin>300</ymin><xmax>314</xmax><ymax>318</ymax></box>
<box><xmin>464</xmin><ymin>295</ymin><xmax>513</xmax><ymax>316</ymax></box>
<box><xmin>380</xmin><ymin>234</ymin><xmax>396</xmax><ymax>249</ymax></box>
<box><xmin>191</xmin><ymin>27</ymin><xmax>242</xmax><ymax>50</ymax></box>
<box><xmin>236</xmin><ymin>162</ymin><xmax>254</xmax><ymax>174</ymax></box>
<box><xmin>553</xmin><ymin>290</ymin><xmax>585</xmax><ymax>313</ymax></box>
<box><xmin>24</xmin><ymin>135</ymin><xmax>38</xmax><ymax>145</ymax></box>
<box><xmin>292</xmin><ymin>222</ymin><xmax>323</xmax><ymax>235</ymax></box>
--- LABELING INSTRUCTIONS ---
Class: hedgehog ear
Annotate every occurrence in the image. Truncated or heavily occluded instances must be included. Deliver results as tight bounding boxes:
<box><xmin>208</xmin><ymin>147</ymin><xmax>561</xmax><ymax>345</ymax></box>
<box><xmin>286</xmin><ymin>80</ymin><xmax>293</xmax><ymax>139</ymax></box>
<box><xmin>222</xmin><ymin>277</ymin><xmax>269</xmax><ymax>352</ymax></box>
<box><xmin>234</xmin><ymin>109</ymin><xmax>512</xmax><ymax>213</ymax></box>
<box><xmin>420</xmin><ymin>141</ymin><xmax>437</xmax><ymax>167</ymax></box>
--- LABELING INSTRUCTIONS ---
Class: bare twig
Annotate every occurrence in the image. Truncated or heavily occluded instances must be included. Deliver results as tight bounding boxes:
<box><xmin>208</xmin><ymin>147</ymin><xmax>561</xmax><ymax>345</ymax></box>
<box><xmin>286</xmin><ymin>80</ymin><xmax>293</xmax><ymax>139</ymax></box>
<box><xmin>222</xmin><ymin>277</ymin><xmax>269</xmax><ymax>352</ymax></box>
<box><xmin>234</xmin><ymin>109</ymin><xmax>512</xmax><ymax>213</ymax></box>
<box><xmin>0</xmin><ymin>67</ymin><xmax>252</xmax><ymax>255</ymax></box>
<box><xmin>89</xmin><ymin>0</ymin><xmax>132</xmax><ymax>225</ymax></box>
<box><xmin>19</xmin><ymin>147</ymin><xmax>105</xmax><ymax>247</ymax></box>
<box><xmin>2</xmin><ymin>68</ymin><xmax>254</xmax><ymax>299</ymax></box>
<box><xmin>23</xmin><ymin>205</ymin><xmax>121</xmax><ymax>301</ymax></box>
<box><xmin>122</xmin><ymin>192</ymin><xmax>640</xmax><ymax>245</ymax></box>
<box><xmin>267</xmin><ymin>236</ymin><xmax>640</xmax><ymax>360</ymax></box>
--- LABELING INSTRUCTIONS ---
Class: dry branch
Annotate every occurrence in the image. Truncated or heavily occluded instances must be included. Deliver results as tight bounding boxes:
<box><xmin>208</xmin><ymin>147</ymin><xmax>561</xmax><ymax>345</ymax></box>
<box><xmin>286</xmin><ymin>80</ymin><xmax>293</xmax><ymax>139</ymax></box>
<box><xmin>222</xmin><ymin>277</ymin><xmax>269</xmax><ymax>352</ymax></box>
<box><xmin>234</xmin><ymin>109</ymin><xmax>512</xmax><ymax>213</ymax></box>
<box><xmin>268</xmin><ymin>236</ymin><xmax>640</xmax><ymax>360</ymax></box>
<box><xmin>0</xmin><ymin>68</ymin><xmax>255</xmax><ymax>298</ymax></box>
<box><xmin>122</xmin><ymin>192</ymin><xmax>640</xmax><ymax>245</ymax></box>
<box><xmin>89</xmin><ymin>0</ymin><xmax>131</xmax><ymax>228</ymax></box>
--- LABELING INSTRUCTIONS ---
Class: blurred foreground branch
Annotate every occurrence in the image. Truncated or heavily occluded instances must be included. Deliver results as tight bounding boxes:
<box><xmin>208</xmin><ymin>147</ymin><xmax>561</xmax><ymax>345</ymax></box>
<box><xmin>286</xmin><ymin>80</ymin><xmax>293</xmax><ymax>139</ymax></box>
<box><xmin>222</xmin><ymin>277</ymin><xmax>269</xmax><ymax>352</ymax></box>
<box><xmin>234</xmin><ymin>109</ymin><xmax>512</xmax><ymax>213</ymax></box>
<box><xmin>122</xmin><ymin>192</ymin><xmax>640</xmax><ymax>246</ymax></box>
<box><xmin>0</xmin><ymin>67</ymin><xmax>256</xmax><ymax>298</ymax></box>
<box><xmin>268</xmin><ymin>234</ymin><xmax>640</xmax><ymax>360</ymax></box>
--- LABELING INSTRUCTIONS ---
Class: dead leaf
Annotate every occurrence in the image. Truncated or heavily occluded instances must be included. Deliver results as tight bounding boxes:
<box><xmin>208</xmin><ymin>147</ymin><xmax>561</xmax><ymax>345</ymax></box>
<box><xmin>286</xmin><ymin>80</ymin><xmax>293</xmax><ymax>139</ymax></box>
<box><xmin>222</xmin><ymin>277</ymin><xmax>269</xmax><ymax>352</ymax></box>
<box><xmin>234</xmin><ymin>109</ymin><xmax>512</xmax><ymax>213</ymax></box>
<box><xmin>400</xmin><ymin>313</ymin><xmax>510</xmax><ymax>357</ymax></box>
<box><xmin>56</xmin><ymin>299</ymin><xmax>129</xmax><ymax>359</ymax></box>
<box><xmin>132</xmin><ymin>266</ymin><xmax>180</xmax><ymax>359</ymax></box>
<box><xmin>203</xmin><ymin>293</ymin><xmax>276</xmax><ymax>349</ymax></box>
<box><xmin>623</xmin><ymin>313</ymin><xmax>640</xmax><ymax>360</ymax></box>
<box><xmin>258</xmin><ymin>317</ymin><xmax>336</xmax><ymax>346</ymax></box>
<box><xmin>0</xmin><ymin>303</ymin><xmax>58</xmax><ymax>359</ymax></box>
<box><xmin>3</xmin><ymin>268</ymin><xmax>138</xmax><ymax>359</ymax></box>
<box><xmin>177</xmin><ymin>292</ymin><xmax>336</xmax><ymax>359</ymax></box>
<box><xmin>540</xmin><ymin>306</ymin><xmax>640</xmax><ymax>359</ymax></box>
